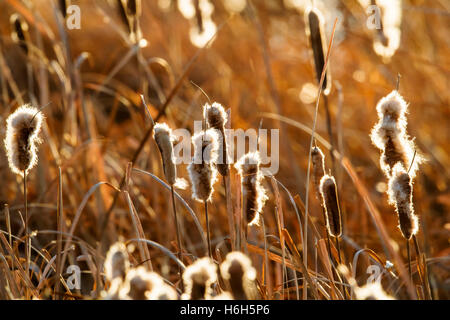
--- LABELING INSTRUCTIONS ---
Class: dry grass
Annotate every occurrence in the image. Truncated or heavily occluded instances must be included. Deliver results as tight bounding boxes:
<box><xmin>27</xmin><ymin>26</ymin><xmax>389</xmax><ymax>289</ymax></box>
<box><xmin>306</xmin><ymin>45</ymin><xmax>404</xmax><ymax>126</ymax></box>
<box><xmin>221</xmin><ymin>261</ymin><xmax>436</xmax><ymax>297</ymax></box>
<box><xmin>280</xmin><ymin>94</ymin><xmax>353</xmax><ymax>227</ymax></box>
<box><xmin>0</xmin><ymin>0</ymin><xmax>448</xmax><ymax>300</ymax></box>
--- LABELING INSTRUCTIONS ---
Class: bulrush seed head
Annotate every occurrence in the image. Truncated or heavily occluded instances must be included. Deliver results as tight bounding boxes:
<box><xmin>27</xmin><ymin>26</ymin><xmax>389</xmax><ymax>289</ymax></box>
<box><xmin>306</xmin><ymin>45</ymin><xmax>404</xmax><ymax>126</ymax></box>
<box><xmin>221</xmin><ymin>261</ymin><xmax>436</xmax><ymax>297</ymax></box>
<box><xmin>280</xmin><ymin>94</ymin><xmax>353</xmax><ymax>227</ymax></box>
<box><xmin>182</xmin><ymin>257</ymin><xmax>217</xmax><ymax>300</ymax></box>
<box><xmin>204</xmin><ymin>102</ymin><xmax>229</xmax><ymax>176</ymax></box>
<box><xmin>188</xmin><ymin>129</ymin><xmax>219</xmax><ymax>202</ymax></box>
<box><xmin>370</xmin><ymin>90</ymin><xmax>422</xmax><ymax>178</ymax></box>
<box><xmin>220</xmin><ymin>251</ymin><xmax>257</xmax><ymax>300</ymax></box>
<box><xmin>121</xmin><ymin>267</ymin><xmax>164</xmax><ymax>300</ymax></box>
<box><xmin>153</xmin><ymin>122</ymin><xmax>177</xmax><ymax>185</ymax></box>
<box><xmin>235</xmin><ymin>152</ymin><xmax>268</xmax><ymax>226</ymax></box>
<box><xmin>388</xmin><ymin>164</ymin><xmax>418</xmax><ymax>240</ymax></box>
<box><xmin>355</xmin><ymin>282</ymin><xmax>395</xmax><ymax>300</ymax></box>
<box><xmin>104</xmin><ymin>242</ymin><xmax>130</xmax><ymax>281</ymax></box>
<box><xmin>319</xmin><ymin>175</ymin><xmax>342</xmax><ymax>237</ymax></box>
<box><xmin>4</xmin><ymin>104</ymin><xmax>44</xmax><ymax>175</ymax></box>
<box><xmin>305</xmin><ymin>6</ymin><xmax>331</xmax><ymax>95</ymax></box>
<box><xmin>126</xmin><ymin>0</ymin><xmax>141</xmax><ymax>17</ymax></box>
<box><xmin>147</xmin><ymin>284</ymin><xmax>178</xmax><ymax>300</ymax></box>
<box><xmin>101</xmin><ymin>278</ymin><xmax>126</xmax><ymax>300</ymax></box>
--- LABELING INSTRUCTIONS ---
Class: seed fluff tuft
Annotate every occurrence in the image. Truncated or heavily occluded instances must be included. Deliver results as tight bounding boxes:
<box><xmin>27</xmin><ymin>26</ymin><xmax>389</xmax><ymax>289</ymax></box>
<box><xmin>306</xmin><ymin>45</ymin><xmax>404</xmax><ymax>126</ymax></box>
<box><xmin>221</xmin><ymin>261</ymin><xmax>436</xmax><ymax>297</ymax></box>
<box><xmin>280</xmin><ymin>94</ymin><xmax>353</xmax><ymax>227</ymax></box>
<box><xmin>388</xmin><ymin>163</ymin><xmax>418</xmax><ymax>240</ymax></box>
<box><xmin>182</xmin><ymin>257</ymin><xmax>217</xmax><ymax>300</ymax></box>
<box><xmin>235</xmin><ymin>152</ymin><xmax>268</xmax><ymax>226</ymax></box>
<box><xmin>4</xmin><ymin>104</ymin><xmax>44</xmax><ymax>175</ymax></box>
<box><xmin>187</xmin><ymin>129</ymin><xmax>219</xmax><ymax>202</ymax></box>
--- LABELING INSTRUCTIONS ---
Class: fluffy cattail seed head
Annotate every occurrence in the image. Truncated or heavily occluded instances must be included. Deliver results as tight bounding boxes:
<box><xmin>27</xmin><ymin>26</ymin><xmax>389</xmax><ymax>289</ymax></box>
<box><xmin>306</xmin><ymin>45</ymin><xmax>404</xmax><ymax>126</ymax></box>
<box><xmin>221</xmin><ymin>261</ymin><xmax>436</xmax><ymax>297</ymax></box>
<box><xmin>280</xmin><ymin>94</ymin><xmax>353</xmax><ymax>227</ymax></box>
<box><xmin>182</xmin><ymin>257</ymin><xmax>217</xmax><ymax>300</ymax></box>
<box><xmin>220</xmin><ymin>251</ymin><xmax>257</xmax><ymax>300</ymax></box>
<box><xmin>101</xmin><ymin>278</ymin><xmax>126</xmax><ymax>300</ymax></box>
<box><xmin>121</xmin><ymin>267</ymin><xmax>164</xmax><ymax>300</ymax></box>
<box><xmin>370</xmin><ymin>90</ymin><xmax>422</xmax><ymax>178</ymax></box>
<box><xmin>153</xmin><ymin>122</ymin><xmax>177</xmax><ymax>185</ymax></box>
<box><xmin>235</xmin><ymin>152</ymin><xmax>268</xmax><ymax>226</ymax></box>
<box><xmin>388</xmin><ymin>164</ymin><xmax>418</xmax><ymax>240</ymax></box>
<box><xmin>305</xmin><ymin>6</ymin><xmax>331</xmax><ymax>95</ymax></box>
<box><xmin>147</xmin><ymin>284</ymin><xmax>178</xmax><ymax>300</ymax></box>
<box><xmin>355</xmin><ymin>282</ymin><xmax>395</xmax><ymax>300</ymax></box>
<box><xmin>319</xmin><ymin>175</ymin><xmax>342</xmax><ymax>237</ymax></box>
<box><xmin>204</xmin><ymin>102</ymin><xmax>229</xmax><ymax>176</ymax></box>
<box><xmin>188</xmin><ymin>129</ymin><xmax>219</xmax><ymax>202</ymax></box>
<box><xmin>311</xmin><ymin>146</ymin><xmax>326</xmax><ymax>199</ymax></box>
<box><xmin>104</xmin><ymin>242</ymin><xmax>130</xmax><ymax>281</ymax></box>
<box><xmin>4</xmin><ymin>104</ymin><xmax>43</xmax><ymax>175</ymax></box>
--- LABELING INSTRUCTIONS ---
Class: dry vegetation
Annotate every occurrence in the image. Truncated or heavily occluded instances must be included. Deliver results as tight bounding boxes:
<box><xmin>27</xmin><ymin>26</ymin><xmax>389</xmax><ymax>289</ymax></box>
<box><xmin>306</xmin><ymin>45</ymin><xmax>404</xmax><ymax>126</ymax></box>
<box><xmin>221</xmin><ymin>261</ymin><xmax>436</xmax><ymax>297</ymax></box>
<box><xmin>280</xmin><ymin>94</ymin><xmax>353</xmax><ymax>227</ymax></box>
<box><xmin>0</xmin><ymin>0</ymin><xmax>449</xmax><ymax>300</ymax></box>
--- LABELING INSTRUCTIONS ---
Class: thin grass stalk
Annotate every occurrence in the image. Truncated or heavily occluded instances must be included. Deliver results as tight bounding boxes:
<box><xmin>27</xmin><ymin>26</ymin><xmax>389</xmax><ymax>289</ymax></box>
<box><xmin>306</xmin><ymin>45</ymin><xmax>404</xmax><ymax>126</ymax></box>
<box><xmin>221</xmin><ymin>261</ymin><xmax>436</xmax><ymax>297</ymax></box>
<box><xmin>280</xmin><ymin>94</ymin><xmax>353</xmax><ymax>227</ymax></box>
<box><xmin>170</xmin><ymin>185</ymin><xmax>183</xmax><ymax>277</ymax></box>
<box><xmin>261</xmin><ymin>216</ymin><xmax>271</xmax><ymax>299</ymax></box>
<box><xmin>412</xmin><ymin>235</ymin><xmax>432</xmax><ymax>300</ymax></box>
<box><xmin>204</xmin><ymin>200</ymin><xmax>212</xmax><ymax>258</ymax></box>
<box><xmin>55</xmin><ymin>167</ymin><xmax>63</xmax><ymax>299</ymax></box>
<box><xmin>406</xmin><ymin>239</ymin><xmax>412</xmax><ymax>284</ymax></box>
<box><xmin>223</xmin><ymin>175</ymin><xmax>235</xmax><ymax>251</ymax></box>
<box><xmin>323</xmin><ymin>95</ymin><xmax>336</xmax><ymax>173</ymax></box>
<box><xmin>4</xmin><ymin>204</ymin><xmax>14</xmax><ymax>282</ymax></box>
<box><xmin>23</xmin><ymin>170</ymin><xmax>30</xmax><ymax>299</ymax></box>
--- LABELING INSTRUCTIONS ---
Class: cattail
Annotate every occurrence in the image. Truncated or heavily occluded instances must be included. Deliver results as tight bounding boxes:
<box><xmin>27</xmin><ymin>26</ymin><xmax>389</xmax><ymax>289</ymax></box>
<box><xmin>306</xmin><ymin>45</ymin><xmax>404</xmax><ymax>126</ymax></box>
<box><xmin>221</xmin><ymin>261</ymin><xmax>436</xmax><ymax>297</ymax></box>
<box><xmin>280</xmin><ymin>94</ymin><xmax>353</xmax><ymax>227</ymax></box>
<box><xmin>235</xmin><ymin>152</ymin><xmax>268</xmax><ymax>226</ymax></box>
<box><xmin>305</xmin><ymin>6</ymin><xmax>331</xmax><ymax>95</ymax></box>
<box><xmin>101</xmin><ymin>278</ymin><xmax>125</xmax><ymax>300</ymax></box>
<box><xmin>121</xmin><ymin>267</ymin><xmax>164</xmax><ymax>300</ymax></box>
<box><xmin>220</xmin><ymin>251</ymin><xmax>257</xmax><ymax>300</ymax></box>
<box><xmin>126</xmin><ymin>0</ymin><xmax>141</xmax><ymax>17</ymax></box>
<box><xmin>338</xmin><ymin>264</ymin><xmax>395</xmax><ymax>300</ymax></box>
<box><xmin>204</xmin><ymin>102</ymin><xmax>229</xmax><ymax>176</ymax></box>
<box><xmin>147</xmin><ymin>284</ymin><xmax>178</xmax><ymax>300</ymax></box>
<box><xmin>319</xmin><ymin>175</ymin><xmax>342</xmax><ymax>237</ymax></box>
<box><xmin>182</xmin><ymin>257</ymin><xmax>217</xmax><ymax>300</ymax></box>
<box><xmin>355</xmin><ymin>282</ymin><xmax>395</xmax><ymax>300</ymax></box>
<box><xmin>10</xmin><ymin>14</ymin><xmax>30</xmax><ymax>54</ymax></box>
<box><xmin>4</xmin><ymin>104</ymin><xmax>43</xmax><ymax>175</ymax></box>
<box><xmin>370</xmin><ymin>90</ymin><xmax>421</xmax><ymax>178</ymax></box>
<box><xmin>311</xmin><ymin>146</ymin><xmax>326</xmax><ymax>198</ymax></box>
<box><xmin>104</xmin><ymin>242</ymin><xmax>130</xmax><ymax>281</ymax></box>
<box><xmin>153</xmin><ymin>122</ymin><xmax>177</xmax><ymax>185</ymax></box>
<box><xmin>187</xmin><ymin>129</ymin><xmax>219</xmax><ymax>202</ymax></box>
<box><xmin>58</xmin><ymin>0</ymin><xmax>69</xmax><ymax>18</ymax></box>
<box><xmin>388</xmin><ymin>164</ymin><xmax>418</xmax><ymax>240</ymax></box>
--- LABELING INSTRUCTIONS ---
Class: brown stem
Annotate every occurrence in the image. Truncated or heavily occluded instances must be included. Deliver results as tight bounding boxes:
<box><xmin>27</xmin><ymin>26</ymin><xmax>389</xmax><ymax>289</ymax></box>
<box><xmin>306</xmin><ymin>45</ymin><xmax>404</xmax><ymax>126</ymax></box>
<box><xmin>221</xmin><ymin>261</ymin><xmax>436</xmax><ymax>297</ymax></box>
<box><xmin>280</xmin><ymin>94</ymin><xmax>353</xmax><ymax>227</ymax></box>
<box><xmin>170</xmin><ymin>185</ymin><xmax>183</xmax><ymax>278</ymax></box>
<box><xmin>24</xmin><ymin>170</ymin><xmax>30</xmax><ymax>299</ymax></box>
<box><xmin>412</xmin><ymin>235</ymin><xmax>432</xmax><ymax>300</ymax></box>
<box><xmin>204</xmin><ymin>200</ymin><xmax>212</xmax><ymax>258</ymax></box>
